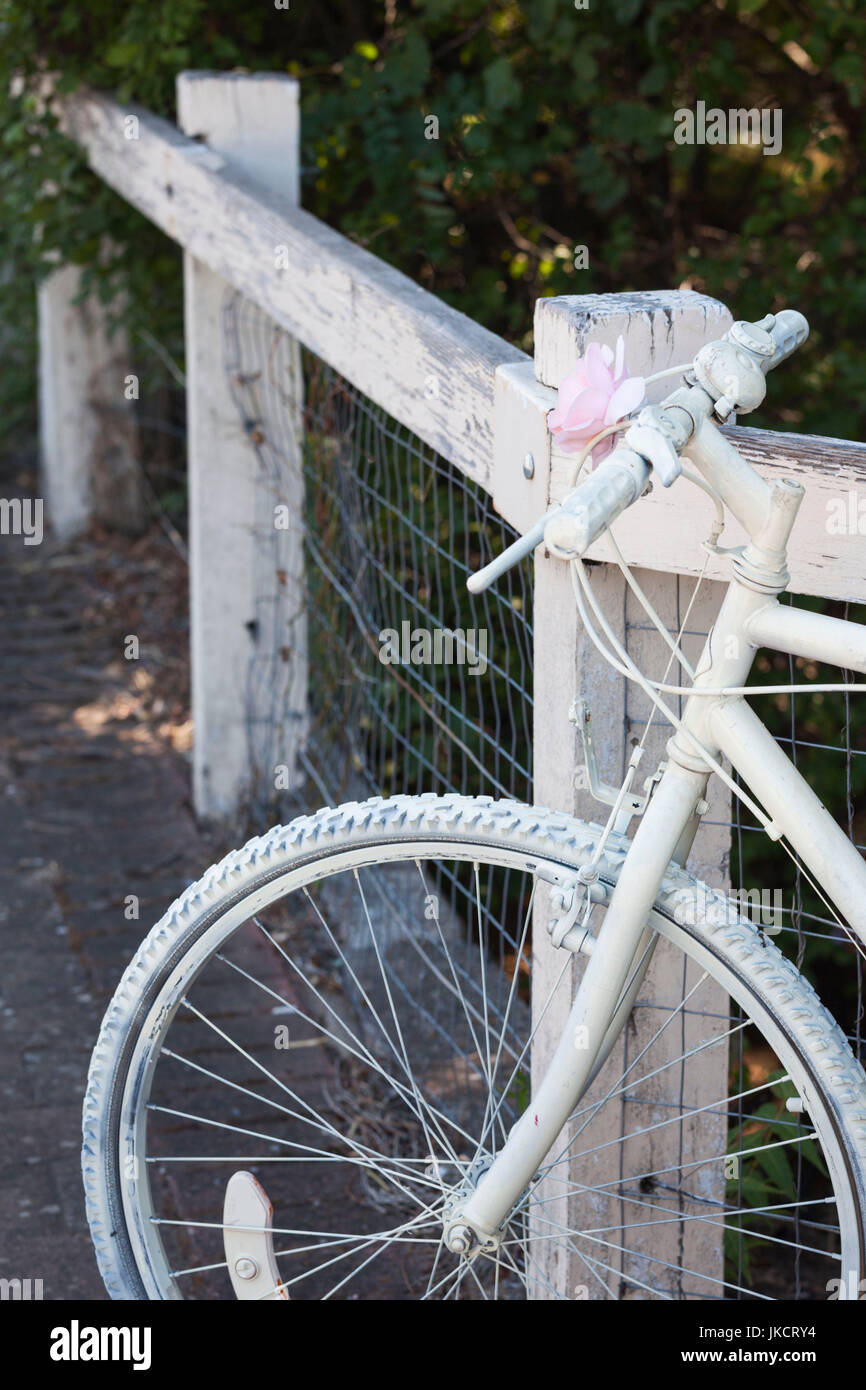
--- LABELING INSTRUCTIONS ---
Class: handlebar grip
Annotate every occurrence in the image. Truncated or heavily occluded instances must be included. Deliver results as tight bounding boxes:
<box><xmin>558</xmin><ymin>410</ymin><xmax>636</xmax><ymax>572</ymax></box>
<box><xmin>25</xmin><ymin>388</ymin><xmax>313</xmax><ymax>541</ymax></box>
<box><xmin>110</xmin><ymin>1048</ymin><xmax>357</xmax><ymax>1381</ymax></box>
<box><xmin>466</xmin><ymin>448</ymin><xmax>650</xmax><ymax>595</ymax></box>
<box><xmin>543</xmin><ymin>449</ymin><xmax>650</xmax><ymax>559</ymax></box>
<box><xmin>766</xmin><ymin>310</ymin><xmax>809</xmax><ymax>371</ymax></box>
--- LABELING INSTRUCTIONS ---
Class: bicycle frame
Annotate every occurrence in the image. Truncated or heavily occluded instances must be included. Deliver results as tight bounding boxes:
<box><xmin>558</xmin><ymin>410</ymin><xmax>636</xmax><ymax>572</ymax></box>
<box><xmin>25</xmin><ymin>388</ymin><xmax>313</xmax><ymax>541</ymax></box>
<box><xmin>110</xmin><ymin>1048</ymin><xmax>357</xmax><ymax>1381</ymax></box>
<box><xmin>456</xmin><ymin>409</ymin><xmax>866</xmax><ymax>1244</ymax></box>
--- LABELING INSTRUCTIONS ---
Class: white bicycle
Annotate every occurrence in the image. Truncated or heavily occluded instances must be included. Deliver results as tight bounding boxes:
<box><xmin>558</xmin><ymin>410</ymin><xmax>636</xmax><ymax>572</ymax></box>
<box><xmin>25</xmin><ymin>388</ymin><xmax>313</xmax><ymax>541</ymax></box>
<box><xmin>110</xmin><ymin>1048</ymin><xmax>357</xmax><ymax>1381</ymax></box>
<box><xmin>83</xmin><ymin>309</ymin><xmax>866</xmax><ymax>1300</ymax></box>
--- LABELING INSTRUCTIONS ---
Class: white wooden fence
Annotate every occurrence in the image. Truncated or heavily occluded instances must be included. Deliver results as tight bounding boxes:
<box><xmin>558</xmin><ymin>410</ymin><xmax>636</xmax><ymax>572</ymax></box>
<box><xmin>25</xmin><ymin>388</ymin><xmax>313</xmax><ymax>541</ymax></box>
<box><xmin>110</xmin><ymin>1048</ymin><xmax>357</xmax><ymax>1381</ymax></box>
<box><xmin>39</xmin><ymin>71</ymin><xmax>866</xmax><ymax>1299</ymax></box>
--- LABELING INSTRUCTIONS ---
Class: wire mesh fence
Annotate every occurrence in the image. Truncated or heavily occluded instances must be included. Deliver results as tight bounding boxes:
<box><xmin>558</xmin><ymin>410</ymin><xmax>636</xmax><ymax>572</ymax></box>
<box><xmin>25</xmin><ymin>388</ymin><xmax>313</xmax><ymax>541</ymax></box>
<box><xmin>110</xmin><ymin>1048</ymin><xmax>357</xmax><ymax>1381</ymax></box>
<box><xmin>223</xmin><ymin>288</ymin><xmax>534</xmax><ymax>826</ymax></box>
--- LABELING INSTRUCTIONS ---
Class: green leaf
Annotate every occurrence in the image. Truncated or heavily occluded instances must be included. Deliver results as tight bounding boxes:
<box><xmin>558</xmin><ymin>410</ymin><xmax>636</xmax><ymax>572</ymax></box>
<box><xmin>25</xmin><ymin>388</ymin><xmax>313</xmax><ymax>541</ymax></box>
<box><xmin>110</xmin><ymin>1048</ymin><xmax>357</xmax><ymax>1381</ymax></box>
<box><xmin>638</xmin><ymin>62</ymin><xmax>669</xmax><ymax>96</ymax></box>
<box><xmin>483</xmin><ymin>56</ymin><xmax>521</xmax><ymax>112</ymax></box>
<box><xmin>103</xmin><ymin>41</ymin><xmax>141</xmax><ymax>67</ymax></box>
<box><xmin>572</xmin><ymin>47</ymin><xmax>599</xmax><ymax>84</ymax></box>
<box><xmin>832</xmin><ymin>52</ymin><xmax>864</xmax><ymax>104</ymax></box>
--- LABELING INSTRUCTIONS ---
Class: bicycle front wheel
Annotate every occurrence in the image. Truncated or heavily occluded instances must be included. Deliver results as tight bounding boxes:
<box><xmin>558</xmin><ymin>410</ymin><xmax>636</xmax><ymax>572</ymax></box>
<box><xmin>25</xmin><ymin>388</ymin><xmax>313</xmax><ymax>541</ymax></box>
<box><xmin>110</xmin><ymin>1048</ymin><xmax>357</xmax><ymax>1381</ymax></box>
<box><xmin>83</xmin><ymin>794</ymin><xmax>866</xmax><ymax>1300</ymax></box>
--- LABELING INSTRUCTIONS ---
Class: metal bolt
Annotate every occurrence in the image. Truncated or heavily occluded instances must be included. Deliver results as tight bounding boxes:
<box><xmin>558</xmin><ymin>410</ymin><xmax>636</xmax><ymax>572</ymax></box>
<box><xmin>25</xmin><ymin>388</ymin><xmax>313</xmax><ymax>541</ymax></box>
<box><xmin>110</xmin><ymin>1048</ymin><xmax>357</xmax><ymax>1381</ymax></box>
<box><xmin>446</xmin><ymin>1224</ymin><xmax>474</xmax><ymax>1255</ymax></box>
<box><xmin>523</xmin><ymin>452</ymin><xmax>535</xmax><ymax>479</ymax></box>
<box><xmin>234</xmin><ymin>1257</ymin><xmax>259</xmax><ymax>1280</ymax></box>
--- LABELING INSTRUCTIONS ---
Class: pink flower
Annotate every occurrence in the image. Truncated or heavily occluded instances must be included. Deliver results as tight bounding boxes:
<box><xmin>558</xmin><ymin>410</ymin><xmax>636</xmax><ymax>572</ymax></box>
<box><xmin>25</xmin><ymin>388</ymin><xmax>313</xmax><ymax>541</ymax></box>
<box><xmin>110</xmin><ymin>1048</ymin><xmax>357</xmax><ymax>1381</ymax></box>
<box><xmin>547</xmin><ymin>337</ymin><xmax>645</xmax><ymax>464</ymax></box>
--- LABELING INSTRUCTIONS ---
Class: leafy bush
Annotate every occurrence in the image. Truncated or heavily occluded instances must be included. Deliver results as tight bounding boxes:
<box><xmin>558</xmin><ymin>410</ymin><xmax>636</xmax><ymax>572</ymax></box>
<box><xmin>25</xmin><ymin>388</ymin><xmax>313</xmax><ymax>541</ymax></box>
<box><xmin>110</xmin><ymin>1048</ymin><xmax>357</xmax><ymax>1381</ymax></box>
<box><xmin>2</xmin><ymin>0</ymin><xmax>866</xmax><ymax>438</ymax></box>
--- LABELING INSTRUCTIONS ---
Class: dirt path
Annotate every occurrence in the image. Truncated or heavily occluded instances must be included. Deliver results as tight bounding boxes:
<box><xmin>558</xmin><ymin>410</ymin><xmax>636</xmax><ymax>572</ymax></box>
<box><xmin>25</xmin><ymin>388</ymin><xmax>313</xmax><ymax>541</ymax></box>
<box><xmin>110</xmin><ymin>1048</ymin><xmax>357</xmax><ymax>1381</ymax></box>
<box><xmin>0</xmin><ymin>459</ymin><xmax>214</xmax><ymax>1299</ymax></box>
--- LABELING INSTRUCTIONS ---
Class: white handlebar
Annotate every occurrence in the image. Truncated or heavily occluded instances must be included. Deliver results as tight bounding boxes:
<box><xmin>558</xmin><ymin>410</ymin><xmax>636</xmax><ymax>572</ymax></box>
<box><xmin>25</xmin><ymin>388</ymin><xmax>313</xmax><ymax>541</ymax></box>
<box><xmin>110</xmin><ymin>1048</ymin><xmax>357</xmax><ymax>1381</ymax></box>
<box><xmin>542</xmin><ymin>449</ymin><xmax>650</xmax><ymax>561</ymax></box>
<box><xmin>765</xmin><ymin>310</ymin><xmax>809</xmax><ymax>371</ymax></box>
<box><xmin>466</xmin><ymin>448</ymin><xmax>650</xmax><ymax>595</ymax></box>
<box><xmin>465</xmin><ymin>516</ymin><xmax>548</xmax><ymax>595</ymax></box>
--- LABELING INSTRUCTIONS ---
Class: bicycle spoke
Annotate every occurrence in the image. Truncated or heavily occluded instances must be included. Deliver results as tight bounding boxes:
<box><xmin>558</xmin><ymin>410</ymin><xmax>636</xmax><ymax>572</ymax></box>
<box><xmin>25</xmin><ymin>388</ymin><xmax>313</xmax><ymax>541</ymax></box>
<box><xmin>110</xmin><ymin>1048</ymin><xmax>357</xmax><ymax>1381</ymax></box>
<box><xmin>217</xmin><ymin>942</ymin><xmax>481</xmax><ymax>1164</ymax></box>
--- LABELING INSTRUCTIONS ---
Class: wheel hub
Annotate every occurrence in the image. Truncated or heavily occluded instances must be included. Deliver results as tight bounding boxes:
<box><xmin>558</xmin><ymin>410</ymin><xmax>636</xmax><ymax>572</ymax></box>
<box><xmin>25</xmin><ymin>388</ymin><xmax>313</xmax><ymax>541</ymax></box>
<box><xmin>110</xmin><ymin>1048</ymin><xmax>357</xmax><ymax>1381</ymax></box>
<box><xmin>440</xmin><ymin>1156</ymin><xmax>503</xmax><ymax>1256</ymax></box>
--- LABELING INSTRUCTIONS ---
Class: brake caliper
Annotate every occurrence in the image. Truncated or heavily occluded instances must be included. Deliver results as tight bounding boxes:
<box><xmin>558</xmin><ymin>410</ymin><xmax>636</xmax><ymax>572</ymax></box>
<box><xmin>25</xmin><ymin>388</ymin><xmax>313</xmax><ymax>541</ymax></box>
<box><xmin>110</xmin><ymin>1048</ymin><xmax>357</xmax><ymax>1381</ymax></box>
<box><xmin>535</xmin><ymin>863</ymin><xmax>606</xmax><ymax>954</ymax></box>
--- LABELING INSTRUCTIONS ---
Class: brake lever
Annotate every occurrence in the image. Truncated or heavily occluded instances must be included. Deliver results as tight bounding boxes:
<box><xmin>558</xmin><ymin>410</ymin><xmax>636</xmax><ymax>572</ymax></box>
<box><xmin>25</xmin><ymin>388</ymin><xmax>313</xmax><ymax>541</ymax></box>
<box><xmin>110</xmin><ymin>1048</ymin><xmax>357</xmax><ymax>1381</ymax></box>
<box><xmin>623</xmin><ymin>409</ymin><xmax>683</xmax><ymax>487</ymax></box>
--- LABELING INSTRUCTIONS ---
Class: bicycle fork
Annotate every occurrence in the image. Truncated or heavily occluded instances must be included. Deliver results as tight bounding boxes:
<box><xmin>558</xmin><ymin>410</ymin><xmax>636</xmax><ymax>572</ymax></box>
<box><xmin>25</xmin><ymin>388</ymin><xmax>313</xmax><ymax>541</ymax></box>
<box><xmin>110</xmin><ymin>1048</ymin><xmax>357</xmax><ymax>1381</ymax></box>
<box><xmin>448</xmin><ymin>756</ymin><xmax>711</xmax><ymax>1250</ymax></box>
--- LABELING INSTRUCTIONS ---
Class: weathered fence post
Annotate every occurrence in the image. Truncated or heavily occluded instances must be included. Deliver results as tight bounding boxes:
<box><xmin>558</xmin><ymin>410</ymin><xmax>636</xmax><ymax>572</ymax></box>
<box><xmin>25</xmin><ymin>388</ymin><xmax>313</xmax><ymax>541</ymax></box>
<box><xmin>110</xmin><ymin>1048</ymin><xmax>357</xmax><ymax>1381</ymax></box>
<box><xmin>177</xmin><ymin>72</ymin><xmax>305</xmax><ymax>823</ymax></box>
<box><xmin>38</xmin><ymin>265</ymin><xmax>143</xmax><ymax>539</ymax></box>
<box><xmin>530</xmin><ymin>291</ymin><xmax>734</xmax><ymax>1299</ymax></box>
